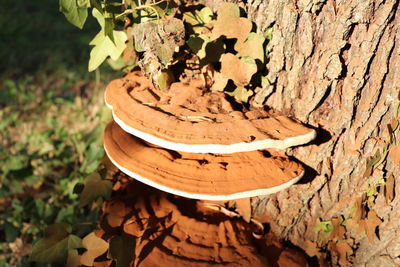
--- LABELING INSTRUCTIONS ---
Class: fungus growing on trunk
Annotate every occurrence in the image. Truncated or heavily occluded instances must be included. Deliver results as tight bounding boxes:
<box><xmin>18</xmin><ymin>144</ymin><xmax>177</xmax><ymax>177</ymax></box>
<box><xmin>104</xmin><ymin>121</ymin><xmax>305</xmax><ymax>200</ymax></box>
<box><xmin>105</xmin><ymin>71</ymin><xmax>316</xmax><ymax>154</ymax></box>
<box><xmin>103</xmin><ymin>180</ymin><xmax>271</xmax><ymax>266</ymax></box>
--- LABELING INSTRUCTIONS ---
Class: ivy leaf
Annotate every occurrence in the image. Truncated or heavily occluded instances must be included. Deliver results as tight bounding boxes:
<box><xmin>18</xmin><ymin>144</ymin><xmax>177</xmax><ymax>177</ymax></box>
<box><xmin>211</xmin><ymin>71</ymin><xmax>229</xmax><ymax>92</ymax></box>
<box><xmin>361</xmin><ymin>211</ymin><xmax>382</xmax><ymax>243</ymax></box>
<box><xmin>88</xmin><ymin>30</ymin><xmax>127</xmax><ymax>71</ymax></box>
<box><xmin>221</xmin><ymin>54</ymin><xmax>257</xmax><ymax>87</ymax></box>
<box><xmin>187</xmin><ymin>35</ymin><xmax>225</xmax><ymax>65</ymax></box>
<box><xmin>79</xmin><ymin>172</ymin><xmax>113</xmax><ymax>207</ymax></box>
<box><xmin>211</xmin><ymin>3</ymin><xmax>252</xmax><ymax>45</ymax></box>
<box><xmin>90</xmin><ymin>0</ymin><xmax>103</xmax><ymax>13</ymax></box>
<box><xmin>369</xmin><ymin>149</ymin><xmax>381</xmax><ymax>167</ymax></box>
<box><xmin>88</xmin><ymin>9</ymin><xmax>127</xmax><ymax>71</ymax></box>
<box><xmin>385</xmin><ymin>174</ymin><xmax>395</xmax><ymax>203</ymax></box>
<box><xmin>80</xmin><ymin>232</ymin><xmax>109</xmax><ymax>266</ymax></box>
<box><xmin>109</xmin><ymin>235</ymin><xmax>136</xmax><ymax>267</ymax></box>
<box><xmin>227</xmin><ymin>87</ymin><xmax>253</xmax><ymax>103</ymax></box>
<box><xmin>77</xmin><ymin>0</ymin><xmax>90</xmax><ymax>8</ymax></box>
<box><xmin>389</xmin><ymin>145</ymin><xmax>400</xmax><ymax>166</ymax></box>
<box><xmin>183</xmin><ymin>7</ymin><xmax>213</xmax><ymax>33</ymax></box>
<box><xmin>235</xmin><ymin>32</ymin><xmax>265</xmax><ymax>62</ymax></box>
<box><xmin>67</xmin><ymin>250</ymin><xmax>81</xmax><ymax>267</ymax></box>
<box><xmin>59</xmin><ymin>0</ymin><xmax>88</xmax><ymax>29</ymax></box>
<box><xmin>312</xmin><ymin>219</ymin><xmax>334</xmax><ymax>240</ymax></box>
<box><xmin>232</xmin><ymin>198</ymin><xmax>251</xmax><ymax>223</ymax></box>
<box><xmin>30</xmin><ymin>223</ymin><xmax>82</xmax><ymax>263</ymax></box>
<box><xmin>104</xmin><ymin>18</ymin><xmax>115</xmax><ymax>42</ymax></box>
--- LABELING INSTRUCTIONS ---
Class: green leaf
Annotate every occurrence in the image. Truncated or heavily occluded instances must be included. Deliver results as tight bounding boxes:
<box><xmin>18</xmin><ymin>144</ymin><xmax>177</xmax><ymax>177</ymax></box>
<box><xmin>104</xmin><ymin>2</ymin><xmax>124</xmax><ymax>15</ymax></box>
<box><xmin>183</xmin><ymin>7</ymin><xmax>213</xmax><ymax>33</ymax></box>
<box><xmin>5</xmin><ymin>154</ymin><xmax>29</xmax><ymax>171</ymax></box>
<box><xmin>187</xmin><ymin>35</ymin><xmax>206</xmax><ymax>57</ymax></box>
<box><xmin>59</xmin><ymin>0</ymin><xmax>88</xmax><ymax>29</ymax></box>
<box><xmin>265</xmin><ymin>27</ymin><xmax>273</xmax><ymax>41</ymax></box>
<box><xmin>227</xmin><ymin>87</ymin><xmax>253</xmax><ymax>103</ymax></box>
<box><xmin>312</xmin><ymin>220</ymin><xmax>333</xmax><ymax>234</ymax></box>
<box><xmin>79</xmin><ymin>172</ymin><xmax>113</xmax><ymax>207</ymax></box>
<box><xmin>154</xmin><ymin>69</ymin><xmax>174</xmax><ymax>90</ymax></box>
<box><xmin>30</xmin><ymin>223</ymin><xmax>83</xmax><ymax>263</ymax></box>
<box><xmin>369</xmin><ymin>150</ymin><xmax>381</xmax><ymax>167</ymax></box>
<box><xmin>109</xmin><ymin>235</ymin><xmax>136</xmax><ymax>267</ymax></box>
<box><xmin>187</xmin><ymin>35</ymin><xmax>225</xmax><ymax>65</ymax></box>
<box><xmin>105</xmin><ymin>18</ymin><xmax>115</xmax><ymax>42</ymax></box>
<box><xmin>89</xmin><ymin>9</ymin><xmax>127</xmax><ymax>71</ymax></box>
<box><xmin>90</xmin><ymin>0</ymin><xmax>103</xmax><ymax>13</ymax></box>
<box><xmin>77</xmin><ymin>0</ymin><xmax>90</xmax><ymax>8</ymax></box>
<box><xmin>88</xmin><ymin>30</ymin><xmax>127</xmax><ymax>71</ymax></box>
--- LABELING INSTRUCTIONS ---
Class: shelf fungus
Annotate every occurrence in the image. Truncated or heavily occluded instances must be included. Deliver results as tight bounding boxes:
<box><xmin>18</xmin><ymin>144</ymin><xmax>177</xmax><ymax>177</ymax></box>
<box><xmin>105</xmin><ymin>71</ymin><xmax>316</xmax><ymax>154</ymax></box>
<box><xmin>103</xmin><ymin>181</ymin><xmax>271</xmax><ymax>266</ymax></box>
<box><xmin>104</xmin><ymin>121</ymin><xmax>305</xmax><ymax>200</ymax></box>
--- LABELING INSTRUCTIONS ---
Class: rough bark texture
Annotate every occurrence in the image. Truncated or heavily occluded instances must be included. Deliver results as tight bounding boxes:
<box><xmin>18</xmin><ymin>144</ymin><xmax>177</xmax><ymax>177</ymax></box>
<box><xmin>198</xmin><ymin>0</ymin><xmax>400</xmax><ymax>266</ymax></box>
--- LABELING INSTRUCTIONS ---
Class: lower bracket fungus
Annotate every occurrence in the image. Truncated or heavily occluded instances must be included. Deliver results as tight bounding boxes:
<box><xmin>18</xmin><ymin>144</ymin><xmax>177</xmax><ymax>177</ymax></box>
<box><xmin>102</xmin><ymin>179</ymin><xmax>272</xmax><ymax>266</ymax></box>
<box><xmin>104</xmin><ymin>121</ymin><xmax>305</xmax><ymax>201</ymax></box>
<box><xmin>105</xmin><ymin>71</ymin><xmax>316</xmax><ymax>154</ymax></box>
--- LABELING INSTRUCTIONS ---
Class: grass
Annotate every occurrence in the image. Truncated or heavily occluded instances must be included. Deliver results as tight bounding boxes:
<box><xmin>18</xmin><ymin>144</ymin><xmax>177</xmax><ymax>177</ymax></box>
<box><xmin>0</xmin><ymin>0</ymin><xmax>120</xmax><ymax>265</ymax></box>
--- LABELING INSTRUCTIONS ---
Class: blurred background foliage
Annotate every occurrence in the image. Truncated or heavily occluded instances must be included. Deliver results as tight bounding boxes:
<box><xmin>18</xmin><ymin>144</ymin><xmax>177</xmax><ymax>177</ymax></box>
<box><xmin>0</xmin><ymin>0</ymin><xmax>120</xmax><ymax>265</ymax></box>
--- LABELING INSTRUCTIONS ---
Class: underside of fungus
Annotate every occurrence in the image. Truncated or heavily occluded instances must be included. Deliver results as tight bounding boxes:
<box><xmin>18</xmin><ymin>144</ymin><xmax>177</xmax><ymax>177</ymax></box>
<box><xmin>105</xmin><ymin>71</ymin><xmax>316</xmax><ymax>154</ymax></box>
<box><xmin>104</xmin><ymin>121</ymin><xmax>305</xmax><ymax>200</ymax></box>
<box><xmin>103</xmin><ymin>180</ymin><xmax>271</xmax><ymax>266</ymax></box>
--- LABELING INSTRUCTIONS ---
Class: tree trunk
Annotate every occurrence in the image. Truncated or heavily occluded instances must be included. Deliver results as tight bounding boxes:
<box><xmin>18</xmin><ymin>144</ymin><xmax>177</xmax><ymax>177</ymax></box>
<box><xmin>201</xmin><ymin>0</ymin><xmax>400</xmax><ymax>266</ymax></box>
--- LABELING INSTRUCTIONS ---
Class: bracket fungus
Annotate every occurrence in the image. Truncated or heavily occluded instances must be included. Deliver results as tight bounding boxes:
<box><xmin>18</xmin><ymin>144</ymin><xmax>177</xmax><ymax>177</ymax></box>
<box><xmin>102</xmin><ymin>180</ymin><xmax>271</xmax><ymax>266</ymax></box>
<box><xmin>104</xmin><ymin>121</ymin><xmax>305</xmax><ymax>200</ymax></box>
<box><xmin>105</xmin><ymin>71</ymin><xmax>316</xmax><ymax>154</ymax></box>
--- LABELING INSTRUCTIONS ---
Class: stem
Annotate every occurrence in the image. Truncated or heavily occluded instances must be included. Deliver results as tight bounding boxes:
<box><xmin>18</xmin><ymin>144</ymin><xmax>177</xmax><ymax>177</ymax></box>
<box><xmin>116</xmin><ymin>0</ymin><xmax>166</xmax><ymax>20</ymax></box>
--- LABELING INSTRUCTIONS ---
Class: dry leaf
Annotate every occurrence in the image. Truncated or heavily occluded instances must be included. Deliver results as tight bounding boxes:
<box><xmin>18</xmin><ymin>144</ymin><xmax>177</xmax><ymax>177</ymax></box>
<box><xmin>67</xmin><ymin>250</ymin><xmax>81</xmax><ymax>267</ymax></box>
<box><xmin>361</xmin><ymin>211</ymin><xmax>382</xmax><ymax>243</ymax></box>
<box><xmin>351</xmin><ymin>195</ymin><xmax>366</xmax><ymax>222</ymax></box>
<box><xmin>220</xmin><ymin>53</ymin><xmax>257</xmax><ymax>87</ymax></box>
<box><xmin>93</xmin><ymin>261</ymin><xmax>112</xmax><ymax>267</ymax></box>
<box><xmin>211</xmin><ymin>3</ymin><xmax>252</xmax><ymax>45</ymax></box>
<box><xmin>234</xmin><ymin>198</ymin><xmax>251</xmax><ymax>223</ymax></box>
<box><xmin>235</xmin><ymin>32</ymin><xmax>265</xmax><ymax>62</ymax></box>
<box><xmin>303</xmin><ymin>240</ymin><xmax>320</xmax><ymax>257</ymax></box>
<box><xmin>333</xmin><ymin>241</ymin><xmax>353</xmax><ymax>266</ymax></box>
<box><xmin>211</xmin><ymin>71</ymin><xmax>229</xmax><ymax>92</ymax></box>
<box><xmin>124</xmin><ymin>219</ymin><xmax>145</xmax><ymax>237</ymax></box>
<box><xmin>389</xmin><ymin>145</ymin><xmax>400</xmax><ymax>166</ymax></box>
<box><xmin>106</xmin><ymin>200</ymin><xmax>130</xmax><ymax>218</ymax></box>
<box><xmin>385</xmin><ymin>174</ymin><xmax>395</xmax><ymax>203</ymax></box>
<box><xmin>390</xmin><ymin>118</ymin><xmax>399</xmax><ymax>132</ymax></box>
<box><xmin>80</xmin><ymin>232</ymin><xmax>109</xmax><ymax>266</ymax></box>
<box><xmin>330</xmin><ymin>217</ymin><xmax>346</xmax><ymax>241</ymax></box>
<box><xmin>107</xmin><ymin>214</ymin><xmax>124</xmax><ymax>228</ymax></box>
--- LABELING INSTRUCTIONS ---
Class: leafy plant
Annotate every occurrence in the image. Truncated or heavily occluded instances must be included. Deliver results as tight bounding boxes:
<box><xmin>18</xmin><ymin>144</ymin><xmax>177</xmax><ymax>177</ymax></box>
<box><xmin>59</xmin><ymin>1</ymin><xmax>273</xmax><ymax>103</ymax></box>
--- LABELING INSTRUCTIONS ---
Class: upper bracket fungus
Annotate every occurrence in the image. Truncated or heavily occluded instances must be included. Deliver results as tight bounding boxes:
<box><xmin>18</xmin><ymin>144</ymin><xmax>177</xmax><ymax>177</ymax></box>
<box><xmin>105</xmin><ymin>71</ymin><xmax>316</xmax><ymax>154</ymax></box>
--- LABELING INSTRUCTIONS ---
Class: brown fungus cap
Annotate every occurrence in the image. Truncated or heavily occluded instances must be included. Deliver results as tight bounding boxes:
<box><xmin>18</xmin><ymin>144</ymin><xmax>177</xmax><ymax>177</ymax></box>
<box><xmin>104</xmin><ymin>121</ymin><xmax>305</xmax><ymax>200</ymax></box>
<box><xmin>102</xmin><ymin>180</ymin><xmax>271</xmax><ymax>266</ymax></box>
<box><xmin>104</xmin><ymin>71</ymin><xmax>316</xmax><ymax>154</ymax></box>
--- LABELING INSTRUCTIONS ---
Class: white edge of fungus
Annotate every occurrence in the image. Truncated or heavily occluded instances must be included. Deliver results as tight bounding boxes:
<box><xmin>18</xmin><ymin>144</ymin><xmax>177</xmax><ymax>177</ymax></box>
<box><xmin>109</xmin><ymin>108</ymin><xmax>317</xmax><ymax>154</ymax></box>
<box><xmin>104</xmin><ymin>144</ymin><xmax>305</xmax><ymax>201</ymax></box>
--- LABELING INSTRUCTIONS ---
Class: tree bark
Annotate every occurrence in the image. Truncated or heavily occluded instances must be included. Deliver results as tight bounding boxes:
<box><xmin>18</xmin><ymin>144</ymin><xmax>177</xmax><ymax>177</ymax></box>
<box><xmin>200</xmin><ymin>0</ymin><xmax>400</xmax><ymax>266</ymax></box>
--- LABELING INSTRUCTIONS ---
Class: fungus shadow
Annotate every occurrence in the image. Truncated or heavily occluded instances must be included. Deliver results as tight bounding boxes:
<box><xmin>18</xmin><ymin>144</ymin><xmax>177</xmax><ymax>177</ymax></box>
<box><xmin>308</xmin><ymin>126</ymin><xmax>332</xmax><ymax>146</ymax></box>
<box><xmin>296</xmin><ymin>162</ymin><xmax>319</xmax><ymax>185</ymax></box>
